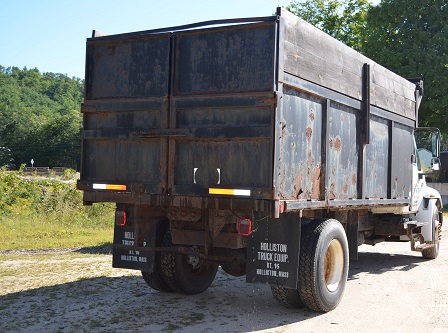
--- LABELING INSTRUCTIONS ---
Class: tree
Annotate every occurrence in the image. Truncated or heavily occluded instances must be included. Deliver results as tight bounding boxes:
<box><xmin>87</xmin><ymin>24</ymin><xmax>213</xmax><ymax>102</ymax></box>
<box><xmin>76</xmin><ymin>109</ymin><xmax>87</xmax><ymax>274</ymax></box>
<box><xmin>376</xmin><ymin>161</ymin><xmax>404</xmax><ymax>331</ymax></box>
<box><xmin>0</xmin><ymin>66</ymin><xmax>84</xmax><ymax>169</ymax></box>
<box><xmin>363</xmin><ymin>0</ymin><xmax>448</xmax><ymax>133</ymax></box>
<box><xmin>286</xmin><ymin>0</ymin><xmax>371</xmax><ymax>51</ymax></box>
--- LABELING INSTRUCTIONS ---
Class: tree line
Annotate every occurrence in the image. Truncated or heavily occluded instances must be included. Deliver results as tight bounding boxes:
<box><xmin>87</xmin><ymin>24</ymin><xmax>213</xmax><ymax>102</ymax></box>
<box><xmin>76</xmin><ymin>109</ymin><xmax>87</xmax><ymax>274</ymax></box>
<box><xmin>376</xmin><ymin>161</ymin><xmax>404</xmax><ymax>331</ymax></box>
<box><xmin>0</xmin><ymin>0</ymin><xmax>447</xmax><ymax>170</ymax></box>
<box><xmin>0</xmin><ymin>66</ymin><xmax>83</xmax><ymax>169</ymax></box>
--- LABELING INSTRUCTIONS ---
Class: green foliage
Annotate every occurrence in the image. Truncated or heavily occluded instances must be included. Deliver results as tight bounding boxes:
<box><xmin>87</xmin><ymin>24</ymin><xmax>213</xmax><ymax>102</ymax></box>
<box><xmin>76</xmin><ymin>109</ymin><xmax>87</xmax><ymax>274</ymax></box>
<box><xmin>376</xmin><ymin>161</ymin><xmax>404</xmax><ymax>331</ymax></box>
<box><xmin>0</xmin><ymin>170</ymin><xmax>114</xmax><ymax>250</ymax></box>
<box><xmin>0</xmin><ymin>66</ymin><xmax>84</xmax><ymax>170</ymax></box>
<box><xmin>286</xmin><ymin>0</ymin><xmax>372</xmax><ymax>51</ymax></box>
<box><xmin>363</xmin><ymin>0</ymin><xmax>448</xmax><ymax>133</ymax></box>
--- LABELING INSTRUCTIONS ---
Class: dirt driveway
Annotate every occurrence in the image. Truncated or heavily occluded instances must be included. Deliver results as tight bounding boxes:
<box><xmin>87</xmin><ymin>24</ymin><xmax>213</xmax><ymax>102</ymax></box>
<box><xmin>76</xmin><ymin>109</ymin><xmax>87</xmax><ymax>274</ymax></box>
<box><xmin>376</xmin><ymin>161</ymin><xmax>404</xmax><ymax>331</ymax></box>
<box><xmin>1</xmin><ymin>219</ymin><xmax>447</xmax><ymax>333</ymax></box>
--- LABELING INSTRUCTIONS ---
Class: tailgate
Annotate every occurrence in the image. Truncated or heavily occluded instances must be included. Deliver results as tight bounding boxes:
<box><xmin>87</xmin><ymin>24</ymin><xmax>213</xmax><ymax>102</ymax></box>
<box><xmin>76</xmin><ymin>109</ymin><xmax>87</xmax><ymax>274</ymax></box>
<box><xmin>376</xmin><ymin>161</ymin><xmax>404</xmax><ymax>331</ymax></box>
<box><xmin>79</xmin><ymin>22</ymin><xmax>277</xmax><ymax>201</ymax></box>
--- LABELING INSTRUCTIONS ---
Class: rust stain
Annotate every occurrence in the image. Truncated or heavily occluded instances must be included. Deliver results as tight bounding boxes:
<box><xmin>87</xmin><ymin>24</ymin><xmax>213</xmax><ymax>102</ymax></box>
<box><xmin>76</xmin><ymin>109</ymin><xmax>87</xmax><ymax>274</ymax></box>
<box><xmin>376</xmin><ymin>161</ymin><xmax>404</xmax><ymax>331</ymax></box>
<box><xmin>306</xmin><ymin>127</ymin><xmax>313</xmax><ymax>141</ymax></box>
<box><xmin>96</xmin><ymin>51</ymin><xmax>105</xmax><ymax>60</ymax></box>
<box><xmin>279</xmin><ymin>159</ymin><xmax>290</xmax><ymax>199</ymax></box>
<box><xmin>108</xmin><ymin>45</ymin><xmax>116</xmax><ymax>56</ymax></box>
<box><xmin>281</xmin><ymin>120</ymin><xmax>287</xmax><ymax>138</ymax></box>
<box><xmin>334</xmin><ymin>136</ymin><xmax>342</xmax><ymax>151</ymax></box>
<box><xmin>258</xmin><ymin>97</ymin><xmax>277</xmax><ymax>105</ymax></box>
<box><xmin>311</xmin><ymin>164</ymin><xmax>321</xmax><ymax>199</ymax></box>
<box><xmin>343</xmin><ymin>182</ymin><xmax>348</xmax><ymax>193</ymax></box>
<box><xmin>296</xmin><ymin>169</ymin><xmax>303</xmax><ymax>198</ymax></box>
<box><xmin>309</xmin><ymin>110</ymin><xmax>315</xmax><ymax>122</ymax></box>
<box><xmin>329</xmin><ymin>183</ymin><xmax>336</xmax><ymax>200</ymax></box>
<box><xmin>329</xmin><ymin>138</ymin><xmax>334</xmax><ymax>149</ymax></box>
<box><xmin>352</xmin><ymin>173</ymin><xmax>357</xmax><ymax>185</ymax></box>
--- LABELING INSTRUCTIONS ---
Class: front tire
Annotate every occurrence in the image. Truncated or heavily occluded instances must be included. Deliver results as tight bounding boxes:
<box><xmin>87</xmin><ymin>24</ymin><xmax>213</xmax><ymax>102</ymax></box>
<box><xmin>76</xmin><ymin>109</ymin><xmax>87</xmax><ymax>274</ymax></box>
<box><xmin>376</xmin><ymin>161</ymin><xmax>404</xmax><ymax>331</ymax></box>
<box><xmin>299</xmin><ymin>219</ymin><xmax>349</xmax><ymax>312</ymax></box>
<box><xmin>422</xmin><ymin>207</ymin><xmax>440</xmax><ymax>259</ymax></box>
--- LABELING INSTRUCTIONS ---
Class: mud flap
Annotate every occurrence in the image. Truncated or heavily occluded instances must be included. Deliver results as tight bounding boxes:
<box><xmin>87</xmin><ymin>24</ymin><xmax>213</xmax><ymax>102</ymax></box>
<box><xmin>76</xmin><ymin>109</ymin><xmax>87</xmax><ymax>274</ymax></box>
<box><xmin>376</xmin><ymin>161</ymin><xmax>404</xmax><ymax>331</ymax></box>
<box><xmin>112</xmin><ymin>223</ymin><xmax>156</xmax><ymax>271</ymax></box>
<box><xmin>246</xmin><ymin>212</ymin><xmax>300</xmax><ymax>289</ymax></box>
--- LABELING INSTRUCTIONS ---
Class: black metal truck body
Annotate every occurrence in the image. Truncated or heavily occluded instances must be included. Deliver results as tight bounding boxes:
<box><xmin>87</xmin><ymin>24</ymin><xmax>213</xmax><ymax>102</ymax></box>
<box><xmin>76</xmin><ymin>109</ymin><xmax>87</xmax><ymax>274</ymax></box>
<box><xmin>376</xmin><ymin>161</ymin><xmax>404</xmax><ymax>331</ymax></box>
<box><xmin>77</xmin><ymin>8</ymin><xmax>436</xmax><ymax>311</ymax></box>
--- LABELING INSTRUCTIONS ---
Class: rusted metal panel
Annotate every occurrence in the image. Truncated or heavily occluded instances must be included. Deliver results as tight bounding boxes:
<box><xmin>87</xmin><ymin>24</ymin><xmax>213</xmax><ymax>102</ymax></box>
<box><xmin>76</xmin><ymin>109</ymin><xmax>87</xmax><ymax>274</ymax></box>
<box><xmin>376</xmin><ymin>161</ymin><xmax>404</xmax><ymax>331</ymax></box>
<box><xmin>166</xmin><ymin>22</ymin><xmax>277</xmax><ymax>197</ymax></box>
<box><xmin>172</xmin><ymin>104</ymin><xmax>273</xmax><ymax>196</ymax></box>
<box><xmin>276</xmin><ymin>87</ymin><xmax>323</xmax><ymax>201</ymax></box>
<box><xmin>327</xmin><ymin>103</ymin><xmax>359</xmax><ymax>200</ymax></box>
<box><xmin>365</xmin><ymin>116</ymin><xmax>389</xmax><ymax>199</ymax></box>
<box><xmin>174</xmin><ymin>23</ymin><xmax>276</xmax><ymax>95</ymax></box>
<box><xmin>391</xmin><ymin>123</ymin><xmax>413</xmax><ymax>199</ymax></box>
<box><xmin>83</xmin><ymin>140</ymin><xmax>161</xmax><ymax>191</ymax></box>
<box><xmin>85</xmin><ymin>34</ymin><xmax>171</xmax><ymax>99</ymax></box>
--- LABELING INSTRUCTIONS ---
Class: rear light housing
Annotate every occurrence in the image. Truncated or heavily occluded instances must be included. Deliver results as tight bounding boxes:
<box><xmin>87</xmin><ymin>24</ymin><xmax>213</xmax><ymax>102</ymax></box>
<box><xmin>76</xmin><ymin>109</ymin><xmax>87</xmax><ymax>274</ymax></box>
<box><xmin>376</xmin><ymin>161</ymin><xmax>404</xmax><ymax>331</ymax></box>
<box><xmin>238</xmin><ymin>218</ymin><xmax>253</xmax><ymax>236</ymax></box>
<box><xmin>115</xmin><ymin>210</ymin><xmax>127</xmax><ymax>227</ymax></box>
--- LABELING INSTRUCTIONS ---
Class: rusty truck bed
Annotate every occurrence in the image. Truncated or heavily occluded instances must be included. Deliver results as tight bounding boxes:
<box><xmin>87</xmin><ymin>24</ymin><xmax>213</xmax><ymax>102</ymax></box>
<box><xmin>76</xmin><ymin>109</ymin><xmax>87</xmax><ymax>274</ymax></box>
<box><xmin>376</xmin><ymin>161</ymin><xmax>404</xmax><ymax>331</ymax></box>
<box><xmin>78</xmin><ymin>8</ymin><xmax>418</xmax><ymax>214</ymax></box>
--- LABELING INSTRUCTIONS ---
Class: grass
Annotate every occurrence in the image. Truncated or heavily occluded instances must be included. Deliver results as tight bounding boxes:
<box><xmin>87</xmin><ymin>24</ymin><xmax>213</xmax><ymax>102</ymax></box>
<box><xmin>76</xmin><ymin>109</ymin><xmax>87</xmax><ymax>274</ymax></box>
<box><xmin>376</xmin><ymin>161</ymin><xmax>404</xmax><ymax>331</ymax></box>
<box><xmin>0</xmin><ymin>169</ymin><xmax>114</xmax><ymax>250</ymax></box>
<box><xmin>0</xmin><ymin>221</ymin><xmax>112</xmax><ymax>250</ymax></box>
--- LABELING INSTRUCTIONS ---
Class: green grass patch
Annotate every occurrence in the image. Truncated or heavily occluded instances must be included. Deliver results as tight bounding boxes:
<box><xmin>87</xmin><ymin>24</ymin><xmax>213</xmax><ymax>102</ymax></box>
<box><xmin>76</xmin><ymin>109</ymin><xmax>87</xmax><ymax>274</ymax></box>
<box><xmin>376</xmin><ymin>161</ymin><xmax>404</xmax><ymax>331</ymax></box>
<box><xmin>0</xmin><ymin>170</ymin><xmax>114</xmax><ymax>250</ymax></box>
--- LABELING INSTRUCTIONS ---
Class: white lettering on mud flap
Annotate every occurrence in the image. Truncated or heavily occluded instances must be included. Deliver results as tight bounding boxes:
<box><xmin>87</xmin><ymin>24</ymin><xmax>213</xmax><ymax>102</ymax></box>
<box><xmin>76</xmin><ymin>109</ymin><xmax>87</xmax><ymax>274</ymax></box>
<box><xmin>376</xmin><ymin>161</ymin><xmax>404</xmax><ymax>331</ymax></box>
<box><xmin>256</xmin><ymin>242</ymin><xmax>289</xmax><ymax>279</ymax></box>
<box><xmin>120</xmin><ymin>250</ymin><xmax>147</xmax><ymax>263</ymax></box>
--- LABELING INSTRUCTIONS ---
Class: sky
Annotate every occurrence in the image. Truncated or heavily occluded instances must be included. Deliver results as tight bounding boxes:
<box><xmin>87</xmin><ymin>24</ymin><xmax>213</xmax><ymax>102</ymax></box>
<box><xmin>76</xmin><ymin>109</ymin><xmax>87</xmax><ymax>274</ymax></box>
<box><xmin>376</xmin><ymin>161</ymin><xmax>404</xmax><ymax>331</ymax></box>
<box><xmin>0</xmin><ymin>0</ymin><xmax>291</xmax><ymax>79</ymax></box>
<box><xmin>0</xmin><ymin>0</ymin><xmax>380</xmax><ymax>80</ymax></box>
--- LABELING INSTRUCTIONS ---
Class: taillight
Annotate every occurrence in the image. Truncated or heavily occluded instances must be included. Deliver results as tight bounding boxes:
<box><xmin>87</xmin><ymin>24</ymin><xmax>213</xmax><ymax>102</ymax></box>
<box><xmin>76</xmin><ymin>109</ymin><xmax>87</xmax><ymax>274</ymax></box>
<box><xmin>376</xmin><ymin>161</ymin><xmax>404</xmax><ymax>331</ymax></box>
<box><xmin>115</xmin><ymin>210</ymin><xmax>127</xmax><ymax>227</ymax></box>
<box><xmin>238</xmin><ymin>218</ymin><xmax>252</xmax><ymax>236</ymax></box>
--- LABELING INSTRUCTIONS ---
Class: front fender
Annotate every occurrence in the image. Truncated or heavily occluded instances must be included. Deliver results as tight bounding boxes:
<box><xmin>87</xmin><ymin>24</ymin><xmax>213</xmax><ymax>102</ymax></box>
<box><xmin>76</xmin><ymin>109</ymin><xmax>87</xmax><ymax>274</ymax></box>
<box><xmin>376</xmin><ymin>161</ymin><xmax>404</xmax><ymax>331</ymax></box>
<box><xmin>417</xmin><ymin>185</ymin><xmax>442</xmax><ymax>242</ymax></box>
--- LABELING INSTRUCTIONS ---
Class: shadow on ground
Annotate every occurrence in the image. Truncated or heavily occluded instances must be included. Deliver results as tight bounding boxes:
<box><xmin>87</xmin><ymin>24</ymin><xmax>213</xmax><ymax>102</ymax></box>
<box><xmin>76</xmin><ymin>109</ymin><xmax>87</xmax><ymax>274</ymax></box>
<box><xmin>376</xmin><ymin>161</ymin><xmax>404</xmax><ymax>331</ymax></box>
<box><xmin>0</xmin><ymin>247</ymin><xmax>429</xmax><ymax>333</ymax></box>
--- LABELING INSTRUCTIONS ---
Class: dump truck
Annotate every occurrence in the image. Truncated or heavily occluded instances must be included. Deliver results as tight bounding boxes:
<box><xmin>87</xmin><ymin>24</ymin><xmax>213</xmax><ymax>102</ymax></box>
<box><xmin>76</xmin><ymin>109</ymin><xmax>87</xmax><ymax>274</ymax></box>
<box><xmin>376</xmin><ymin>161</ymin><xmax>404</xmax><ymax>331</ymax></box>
<box><xmin>77</xmin><ymin>7</ymin><xmax>443</xmax><ymax>312</ymax></box>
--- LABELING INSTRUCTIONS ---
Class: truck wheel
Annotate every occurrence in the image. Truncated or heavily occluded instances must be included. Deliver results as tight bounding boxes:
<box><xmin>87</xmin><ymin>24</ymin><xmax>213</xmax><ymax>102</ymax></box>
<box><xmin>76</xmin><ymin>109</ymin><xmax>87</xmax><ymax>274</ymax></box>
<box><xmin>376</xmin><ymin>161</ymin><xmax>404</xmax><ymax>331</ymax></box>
<box><xmin>270</xmin><ymin>285</ymin><xmax>304</xmax><ymax>308</ymax></box>
<box><xmin>299</xmin><ymin>218</ymin><xmax>349</xmax><ymax>312</ymax></box>
<box><xmin>220</xmin><ymin>249</ymin><xmax>246</xmax><ymax>277</ymax></box>
<box><xmin>141</xmin><ymin>220</ymin><xmax>173</xmax><ymax>292</ymax></box>
<box><xmin>160</xmin><ymin>229</ymin><xmax>218</xmax><ymax>295</ymax></box>
<box><xmin>422</xmin><ymin>207</ymin><xmax>440</xmax><ymax>259</ymax></box>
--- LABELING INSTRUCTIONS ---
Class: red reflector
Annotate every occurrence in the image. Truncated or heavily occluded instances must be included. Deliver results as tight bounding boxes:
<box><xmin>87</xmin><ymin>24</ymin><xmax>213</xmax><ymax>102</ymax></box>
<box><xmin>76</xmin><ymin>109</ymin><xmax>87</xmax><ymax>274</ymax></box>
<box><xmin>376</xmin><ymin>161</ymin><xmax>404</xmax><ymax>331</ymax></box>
<box><xmin>171</xmin><ymin>210</ymin><xmax>177</xmax><ymax>216</ymax></box>
<box><xmin>115</xmin><ymin>210</ymin><xmax>127</xmax><ymax>227</ymax></box>
<box><xmin>280</xmin><ymin>201</ymin><xmax>285</xmax><ymax>214</ymax></box>
<box><xmin>238</xmin><ymin>218</ymin><xmax>253</xmax><ymax>236</ymax></box>
<box><xmin>181</xmin><ymin>210</ymin><xmax>187</xmax><ymax>217</ymax></box>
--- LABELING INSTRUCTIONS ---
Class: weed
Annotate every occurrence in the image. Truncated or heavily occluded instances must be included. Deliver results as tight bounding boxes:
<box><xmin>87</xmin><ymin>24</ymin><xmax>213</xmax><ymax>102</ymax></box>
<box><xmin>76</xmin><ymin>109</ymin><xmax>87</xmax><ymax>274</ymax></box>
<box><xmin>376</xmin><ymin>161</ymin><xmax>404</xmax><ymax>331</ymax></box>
<box><xmin>0</xmin><ymin>170</ymin><xmax>114</xmax><ymax>250</ymax></box>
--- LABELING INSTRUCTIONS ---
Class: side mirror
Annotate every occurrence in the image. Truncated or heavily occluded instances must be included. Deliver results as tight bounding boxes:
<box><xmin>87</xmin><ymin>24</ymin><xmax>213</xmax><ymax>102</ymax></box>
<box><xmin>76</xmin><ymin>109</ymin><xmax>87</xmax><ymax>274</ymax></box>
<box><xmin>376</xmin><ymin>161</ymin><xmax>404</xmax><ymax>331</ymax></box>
<box><xmin>431</xmin><ymin>157</ymin><xmax>440</xmax><ymax>171</ymax></box>
<box><xmin>431</xmin><ymin>131</ymin><xmax>440</xmax><ymax>158</ymax></box>
<box><xmin>414</xmin><ymin>127</ymin><xmax>442</xmax><ymax>174</ymax></box>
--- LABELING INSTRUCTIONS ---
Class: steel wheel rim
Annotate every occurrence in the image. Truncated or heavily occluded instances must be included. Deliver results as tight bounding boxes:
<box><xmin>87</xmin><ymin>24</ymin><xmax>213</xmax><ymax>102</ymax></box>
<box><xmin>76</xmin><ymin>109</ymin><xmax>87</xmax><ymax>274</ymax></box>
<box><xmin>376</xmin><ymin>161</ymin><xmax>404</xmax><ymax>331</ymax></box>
<box><xmin>324</xmin><ymin>239</ymin><xmax>344</xmax><ymax>292</ymax></box>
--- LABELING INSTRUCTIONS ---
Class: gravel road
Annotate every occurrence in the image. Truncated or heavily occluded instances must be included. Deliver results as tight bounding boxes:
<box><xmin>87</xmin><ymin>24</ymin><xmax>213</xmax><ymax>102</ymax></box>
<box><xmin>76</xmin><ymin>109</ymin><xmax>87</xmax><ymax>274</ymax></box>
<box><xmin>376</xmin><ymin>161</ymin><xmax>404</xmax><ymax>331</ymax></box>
<box><xmin>1</xmin><ymin>218</ymin><xmax>447</xmax><ymax>333</ymax></box>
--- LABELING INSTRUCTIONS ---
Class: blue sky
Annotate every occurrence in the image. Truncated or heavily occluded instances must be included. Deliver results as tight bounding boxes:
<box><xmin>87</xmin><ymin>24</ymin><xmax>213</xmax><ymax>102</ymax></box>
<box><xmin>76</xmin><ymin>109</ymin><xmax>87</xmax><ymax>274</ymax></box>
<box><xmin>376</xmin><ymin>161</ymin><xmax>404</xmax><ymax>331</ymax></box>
<box><xmin>0</xmin><ymin>0</ymin><xmax>379</xmax><ymax>79</ymax></box>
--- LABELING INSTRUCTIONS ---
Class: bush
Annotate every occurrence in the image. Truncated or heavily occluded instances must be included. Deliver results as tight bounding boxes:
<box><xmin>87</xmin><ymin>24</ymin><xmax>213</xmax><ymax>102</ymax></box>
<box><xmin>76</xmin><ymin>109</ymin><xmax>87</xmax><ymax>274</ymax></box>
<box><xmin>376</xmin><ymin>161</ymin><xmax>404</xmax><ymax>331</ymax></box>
<box><xmin>0</xmin><ymin>170</ymin><xmax>112</xmax><ymax>228</ymax></box>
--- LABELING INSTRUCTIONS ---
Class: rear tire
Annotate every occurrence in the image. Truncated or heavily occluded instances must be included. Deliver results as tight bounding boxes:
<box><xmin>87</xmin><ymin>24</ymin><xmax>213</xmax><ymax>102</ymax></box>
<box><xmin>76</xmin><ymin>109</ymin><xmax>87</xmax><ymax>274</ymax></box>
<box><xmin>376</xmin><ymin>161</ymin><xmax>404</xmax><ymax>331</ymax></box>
<box><xmin>298</xmin><ymin>219</ymin><xmax>349</xmax><ymax>312</ymax></box>
<box><xmin>220</xmin><ymin>249</ymin><xmax>246</xmax><ymax>277</ymax></box>
<box><xmin>141</xmin><ymin>220</ymin><xmax>173</xmax><ymax>292</ymax></box>
<box><xmin>422</xmin><ymin>207</ymin><xmax>440</xmax><ymax>259</ymax></box>
<box><xmin>160</xmin><ymin>229</ymin><xmax>218</xmax><ymax>295</ymax></box>
<box><xmin>270</xmin><ymin>285</ymin><xmax>304</xmax><ymax>308</ymax></box>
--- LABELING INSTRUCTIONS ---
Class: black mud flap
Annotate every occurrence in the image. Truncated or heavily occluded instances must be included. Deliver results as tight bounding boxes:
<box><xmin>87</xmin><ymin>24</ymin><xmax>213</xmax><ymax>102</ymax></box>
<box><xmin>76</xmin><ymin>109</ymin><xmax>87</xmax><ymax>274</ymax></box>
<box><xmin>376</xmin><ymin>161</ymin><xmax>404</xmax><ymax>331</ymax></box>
<box><xmin>112</xmin><ymin>224</ymin><xmax>155</xmax><ymax>271</ymax></box>
<box><xmin>246</xmin><ymin>212</ymin><xmax>300</xmax><ymax>289</ymax></box>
